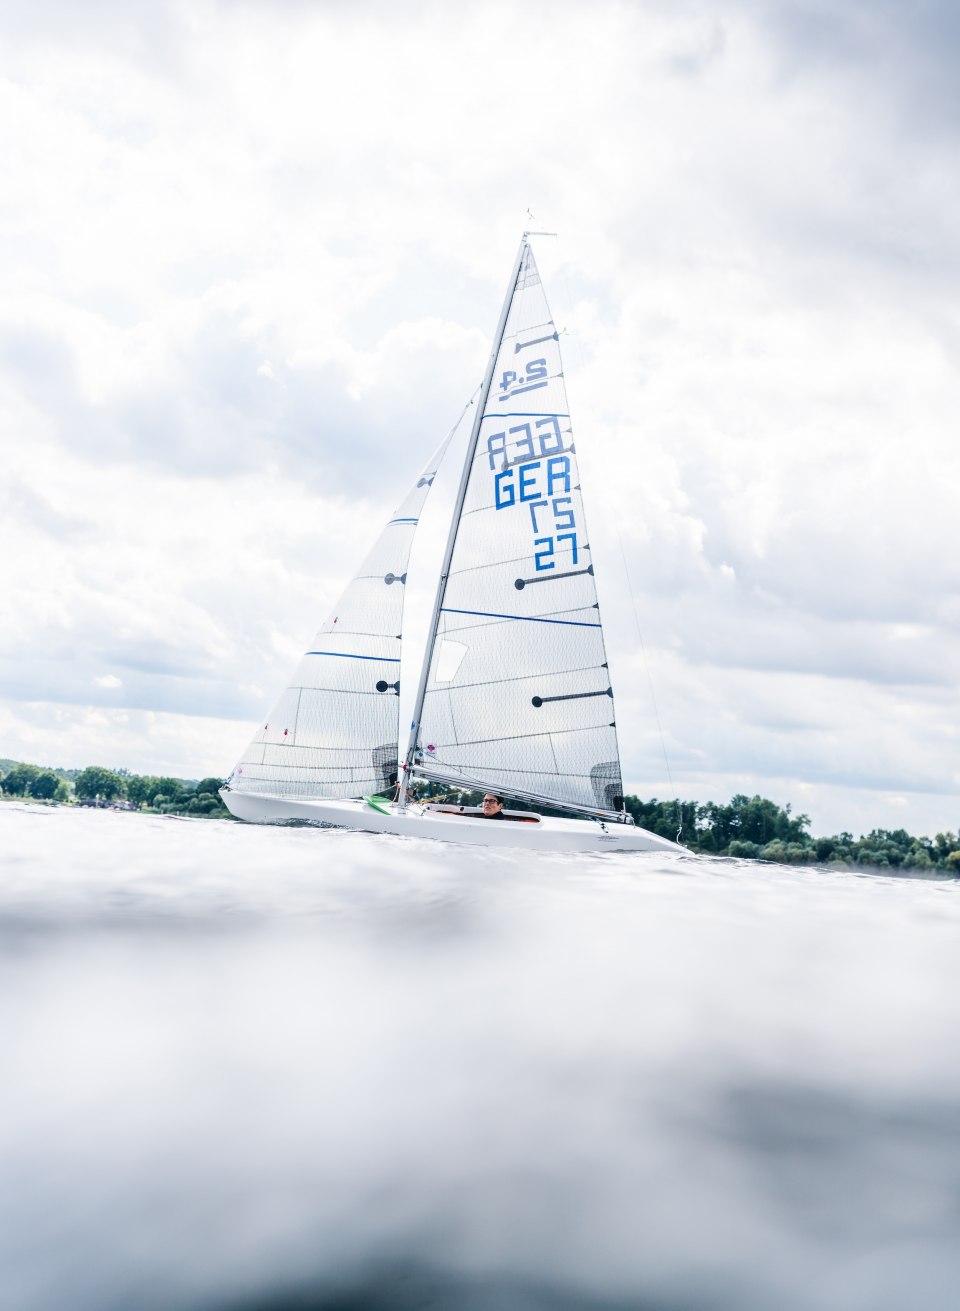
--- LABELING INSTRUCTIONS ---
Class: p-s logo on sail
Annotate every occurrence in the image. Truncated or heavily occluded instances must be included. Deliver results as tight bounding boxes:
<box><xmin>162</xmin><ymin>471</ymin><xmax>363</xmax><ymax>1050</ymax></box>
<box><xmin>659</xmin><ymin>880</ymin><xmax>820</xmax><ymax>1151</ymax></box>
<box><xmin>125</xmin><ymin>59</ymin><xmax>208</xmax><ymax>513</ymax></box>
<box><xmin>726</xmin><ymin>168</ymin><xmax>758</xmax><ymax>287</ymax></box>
<box><xmin>497</xmin><ymin>358</ymin><xmax>548</xmax><ymax>401</ymax></box>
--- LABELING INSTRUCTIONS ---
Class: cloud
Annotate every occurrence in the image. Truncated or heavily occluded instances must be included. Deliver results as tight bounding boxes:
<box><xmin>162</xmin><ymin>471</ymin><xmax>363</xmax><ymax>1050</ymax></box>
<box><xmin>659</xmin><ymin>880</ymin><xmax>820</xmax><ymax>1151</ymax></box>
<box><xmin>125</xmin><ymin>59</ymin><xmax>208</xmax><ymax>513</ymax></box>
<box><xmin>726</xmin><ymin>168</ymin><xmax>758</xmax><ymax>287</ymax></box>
<box><xmin>1</xmin><ymin>0</ymin><xmax>958</xmax><ymax>831</ymax></box>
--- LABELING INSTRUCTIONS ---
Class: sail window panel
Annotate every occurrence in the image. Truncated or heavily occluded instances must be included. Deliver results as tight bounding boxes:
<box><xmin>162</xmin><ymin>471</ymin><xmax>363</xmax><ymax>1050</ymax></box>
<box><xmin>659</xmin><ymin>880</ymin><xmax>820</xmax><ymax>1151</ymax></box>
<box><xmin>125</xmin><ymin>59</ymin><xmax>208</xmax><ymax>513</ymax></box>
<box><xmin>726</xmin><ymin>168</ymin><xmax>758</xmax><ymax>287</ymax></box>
<box><xmin>434</xmin><ymin>638</ymin><xmax>468</xmax><ymax>683</ymax></box>
<box><xmin>417</xmin><ymin>245</ymin><xmax>625</xmax><ymax>813</ymax></box>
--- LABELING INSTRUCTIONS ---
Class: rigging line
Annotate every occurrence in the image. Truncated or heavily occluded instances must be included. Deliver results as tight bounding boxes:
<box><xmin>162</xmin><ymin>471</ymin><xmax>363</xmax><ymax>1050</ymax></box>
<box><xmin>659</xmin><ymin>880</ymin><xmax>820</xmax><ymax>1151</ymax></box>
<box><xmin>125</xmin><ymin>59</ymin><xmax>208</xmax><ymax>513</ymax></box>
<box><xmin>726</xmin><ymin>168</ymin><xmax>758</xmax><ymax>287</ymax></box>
<box><xmin>616</xmin><ymin>530</ymin><xmax>684</xmax><ymax>845</ymax></box>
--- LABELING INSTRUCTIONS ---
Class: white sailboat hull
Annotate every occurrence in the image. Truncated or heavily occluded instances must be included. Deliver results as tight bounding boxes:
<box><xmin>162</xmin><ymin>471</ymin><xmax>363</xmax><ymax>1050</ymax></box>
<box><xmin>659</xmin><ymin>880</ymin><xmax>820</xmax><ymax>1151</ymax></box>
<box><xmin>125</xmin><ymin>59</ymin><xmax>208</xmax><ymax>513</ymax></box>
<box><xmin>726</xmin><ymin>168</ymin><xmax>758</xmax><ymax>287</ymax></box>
<box><xmin>220</xmin><ymin>789</ymin><xmax>683</xmax><ymax>854</ymax></box>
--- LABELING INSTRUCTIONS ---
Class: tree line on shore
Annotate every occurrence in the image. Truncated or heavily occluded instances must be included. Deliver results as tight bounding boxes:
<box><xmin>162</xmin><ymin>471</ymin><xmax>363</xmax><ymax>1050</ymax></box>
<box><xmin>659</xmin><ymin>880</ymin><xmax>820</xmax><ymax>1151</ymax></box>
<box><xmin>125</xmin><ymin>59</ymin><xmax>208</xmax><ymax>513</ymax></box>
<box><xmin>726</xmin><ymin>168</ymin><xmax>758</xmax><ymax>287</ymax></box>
<box><xmin>0</xmin><ymin>761</ymin><xmax>229</xmax><ymax>817</ymax></box>
<box><xmin>2</xmin><ymin>758</ymin><xmax>958</xmax><ymax>872</ymax></box>
<box><xmin>621</xmin><ymin>794</ymin><xmax>960</xmax><ymax>873</ymax></box>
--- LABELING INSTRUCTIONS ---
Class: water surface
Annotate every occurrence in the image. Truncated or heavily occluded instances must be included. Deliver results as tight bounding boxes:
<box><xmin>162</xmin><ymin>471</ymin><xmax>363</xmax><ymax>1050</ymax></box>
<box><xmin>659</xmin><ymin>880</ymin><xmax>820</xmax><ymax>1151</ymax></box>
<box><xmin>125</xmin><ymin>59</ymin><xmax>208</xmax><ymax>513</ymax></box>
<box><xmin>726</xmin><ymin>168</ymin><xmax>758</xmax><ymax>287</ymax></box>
<box><xmin>2</xmin><ymin>803</ymin><xmax>959</xmax><ymax>1310</ymax></box>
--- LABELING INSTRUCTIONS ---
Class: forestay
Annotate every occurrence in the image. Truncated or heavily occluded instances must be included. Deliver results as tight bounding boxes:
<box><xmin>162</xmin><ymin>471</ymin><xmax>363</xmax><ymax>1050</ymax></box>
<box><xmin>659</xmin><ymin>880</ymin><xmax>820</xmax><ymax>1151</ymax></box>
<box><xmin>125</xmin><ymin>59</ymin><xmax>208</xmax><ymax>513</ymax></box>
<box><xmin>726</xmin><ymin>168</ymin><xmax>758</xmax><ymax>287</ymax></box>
<box><xmin>227</xmin><ymin>429</ymin><xmax>456</xmax><ymax>801</ymax></box>
<box><xmin>414</xmin><ymin>245</ymin><xmax>625</xmax><ymax>815</ymax></box>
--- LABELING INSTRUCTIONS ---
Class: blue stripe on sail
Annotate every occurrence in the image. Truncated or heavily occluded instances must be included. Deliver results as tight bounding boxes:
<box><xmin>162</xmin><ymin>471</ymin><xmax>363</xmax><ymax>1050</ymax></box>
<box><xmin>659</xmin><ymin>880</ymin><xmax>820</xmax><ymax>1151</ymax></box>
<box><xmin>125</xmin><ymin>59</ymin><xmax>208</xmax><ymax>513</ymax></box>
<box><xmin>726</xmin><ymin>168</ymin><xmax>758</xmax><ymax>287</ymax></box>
<box><xmin>440</xmin><ymin>607</ymin><xmax>601</xmax><ymax>630</ymax></box>
<box><xmin>388</xmin><ymin>518</ymin><xmax>419</xmax><ymax>525</ymax></box>
<box><xmin>481</xmin><ymin>412</ymin><xmax>569</xmax><ymax>420</ymax></box>
<box><xmin>305</xmin><ymin>651</ymin><xmax>401</xmax><ymax>662</ymax></box>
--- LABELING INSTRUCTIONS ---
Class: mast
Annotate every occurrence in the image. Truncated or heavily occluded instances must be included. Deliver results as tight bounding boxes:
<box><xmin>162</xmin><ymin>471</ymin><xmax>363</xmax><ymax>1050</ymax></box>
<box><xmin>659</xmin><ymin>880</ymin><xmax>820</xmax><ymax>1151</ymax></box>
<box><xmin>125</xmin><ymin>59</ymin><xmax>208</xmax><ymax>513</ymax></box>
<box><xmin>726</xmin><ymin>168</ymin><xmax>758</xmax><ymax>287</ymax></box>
<box><xmin>398</xmin><ymin>235</ymin><xmax>529</xmax><ymax>809</ymax></box>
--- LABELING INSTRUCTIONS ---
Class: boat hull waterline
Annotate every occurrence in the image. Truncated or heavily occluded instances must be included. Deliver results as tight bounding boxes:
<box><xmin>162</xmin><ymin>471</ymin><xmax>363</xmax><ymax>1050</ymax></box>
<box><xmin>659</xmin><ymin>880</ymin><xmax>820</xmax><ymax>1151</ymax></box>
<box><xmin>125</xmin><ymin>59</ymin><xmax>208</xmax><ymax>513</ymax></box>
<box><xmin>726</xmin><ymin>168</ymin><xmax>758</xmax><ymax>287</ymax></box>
<box><xmin>220</xmin><ymin>790</ymin><xmax>683</xmax><ymax>854</ymax></box>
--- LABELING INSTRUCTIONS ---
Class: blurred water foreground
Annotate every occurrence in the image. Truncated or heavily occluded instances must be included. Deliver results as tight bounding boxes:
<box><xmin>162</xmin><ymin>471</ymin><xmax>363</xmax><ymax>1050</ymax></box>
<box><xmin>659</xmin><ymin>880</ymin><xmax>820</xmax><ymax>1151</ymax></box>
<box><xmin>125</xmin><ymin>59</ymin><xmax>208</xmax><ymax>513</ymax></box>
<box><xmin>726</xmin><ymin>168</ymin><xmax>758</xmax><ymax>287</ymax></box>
<box><xmin>1</xmin><ymin>802</ymin><xmax>959</xmax><ymax>1311</ymax></box>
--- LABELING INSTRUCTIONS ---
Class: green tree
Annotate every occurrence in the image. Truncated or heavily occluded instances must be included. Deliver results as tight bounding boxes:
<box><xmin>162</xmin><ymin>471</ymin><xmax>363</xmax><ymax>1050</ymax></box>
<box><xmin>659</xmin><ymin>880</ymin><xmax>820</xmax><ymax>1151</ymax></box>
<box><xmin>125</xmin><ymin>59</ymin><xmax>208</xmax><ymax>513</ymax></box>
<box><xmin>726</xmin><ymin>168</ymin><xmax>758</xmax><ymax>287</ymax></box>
<box><xmin>124</xmin><ymin>775</ymin><xmax>154</xmax><ymax>808</ymax></box>
<box><xmin>75</xmin><ymin>766</ymin><xmax>126</xmax><ymax>802</ymax></box>
<box><xmin>727</xmin><ymin>840</ymin><xmax>761</xmax><ymax>859</ymax></box>
<box><xmin>195</xmin><ymin>777</ymin><xmax>225</xmax><ymax>797</ymax></box>
<box><xmin>29</xmin><ymin>771</ymin><xmax>60</xmax><ymax>800</ymax></box>
<box><xmin>814</xmin><ymin>836</ymin><xmax>842</xmax><ymax>861</ymax></box>
<box><xmin>185</xmin><ymin>792</ymin><xmax>225</xmax><ymax>814</ymax></box>
<box><xmin>125</xmin><ymin>776</ymin><xmax>185</xmax><ymax>808</ymax></box>
<box><xmin>1</xmin><ymin>764</ymin><xmax>41</xmax><ymax>795</ymax></box>
<box><xmin>153</xmin><ymin>777</ymin><xmax>184</xmax><ymax>802</ymax></box>
<box><xmin>903</xmin><ymin>844</ymin><xmax>934</xmax><ymax>869</ymax></box>
<box><xmin>623</xmin><ymin>796</ymin><xmax>696</xmax><ymax>843</ymax></box>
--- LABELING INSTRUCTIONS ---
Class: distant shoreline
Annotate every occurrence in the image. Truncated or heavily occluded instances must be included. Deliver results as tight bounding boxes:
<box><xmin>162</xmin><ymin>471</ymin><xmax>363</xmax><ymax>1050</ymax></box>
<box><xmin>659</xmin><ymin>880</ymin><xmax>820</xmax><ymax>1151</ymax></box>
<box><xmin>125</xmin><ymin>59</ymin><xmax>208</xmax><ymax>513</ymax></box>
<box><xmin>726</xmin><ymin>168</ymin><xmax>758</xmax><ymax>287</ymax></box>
<box><xmin>2</xmin><ymin>759</ymin><xmax>958</xmax><ymax>872</ymax></box>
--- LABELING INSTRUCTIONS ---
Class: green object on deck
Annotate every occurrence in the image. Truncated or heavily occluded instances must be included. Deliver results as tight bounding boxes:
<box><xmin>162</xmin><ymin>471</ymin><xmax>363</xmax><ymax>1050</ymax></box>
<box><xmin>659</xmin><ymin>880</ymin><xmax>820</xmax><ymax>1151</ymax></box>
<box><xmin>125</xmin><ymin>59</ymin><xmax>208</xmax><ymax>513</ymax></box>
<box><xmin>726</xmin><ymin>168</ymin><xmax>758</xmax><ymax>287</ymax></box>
<box><xmin>365</xmin><ymin>796</ymin><xmax>391</xmax><ymax>815</ymax></box>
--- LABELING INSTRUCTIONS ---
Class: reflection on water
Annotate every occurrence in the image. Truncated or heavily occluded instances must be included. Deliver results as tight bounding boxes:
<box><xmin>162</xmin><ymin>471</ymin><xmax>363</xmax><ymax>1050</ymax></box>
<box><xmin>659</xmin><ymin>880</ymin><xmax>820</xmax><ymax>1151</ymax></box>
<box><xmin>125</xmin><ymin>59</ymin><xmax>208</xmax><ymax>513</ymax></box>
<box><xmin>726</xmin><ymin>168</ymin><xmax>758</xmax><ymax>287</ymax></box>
<box><xmin>1</xmin><ymin>804</ymin><xmax>959</xmax><ymax>1311</ymax></box>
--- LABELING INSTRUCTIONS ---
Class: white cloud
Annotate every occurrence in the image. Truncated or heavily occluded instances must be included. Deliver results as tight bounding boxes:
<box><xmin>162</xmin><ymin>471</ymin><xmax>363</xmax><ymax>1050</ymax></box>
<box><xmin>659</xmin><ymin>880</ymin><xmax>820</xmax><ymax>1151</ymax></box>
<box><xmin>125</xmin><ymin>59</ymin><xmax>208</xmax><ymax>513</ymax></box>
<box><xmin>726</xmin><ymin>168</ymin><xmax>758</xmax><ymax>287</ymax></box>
<box><xmin>1</xmin><ymin>0</ymin><xmax>958</xmax><ymax>834</ymax></box>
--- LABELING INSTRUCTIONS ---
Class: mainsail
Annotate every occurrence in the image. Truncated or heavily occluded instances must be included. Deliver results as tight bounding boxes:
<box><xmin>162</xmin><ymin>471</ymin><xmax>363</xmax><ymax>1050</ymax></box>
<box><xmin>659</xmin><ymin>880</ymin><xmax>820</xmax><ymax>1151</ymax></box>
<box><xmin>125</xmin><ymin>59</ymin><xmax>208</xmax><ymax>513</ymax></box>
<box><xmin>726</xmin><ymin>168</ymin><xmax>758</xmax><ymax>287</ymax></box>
<box><xmin>408</xmin><ymin>242</ymin><xmax>625</xmax><ymax>816</ymax></box>
<box><xmin>227</xmin><ymin>425</ymin><xmax>458</xmax><ymax>801</ymax></box>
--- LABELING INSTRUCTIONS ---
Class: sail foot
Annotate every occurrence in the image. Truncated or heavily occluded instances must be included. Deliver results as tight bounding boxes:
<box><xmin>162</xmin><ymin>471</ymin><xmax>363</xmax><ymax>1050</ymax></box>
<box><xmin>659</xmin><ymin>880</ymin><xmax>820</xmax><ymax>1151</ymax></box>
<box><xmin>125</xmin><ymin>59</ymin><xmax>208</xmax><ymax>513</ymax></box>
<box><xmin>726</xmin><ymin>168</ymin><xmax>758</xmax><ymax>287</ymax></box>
<box><xmin>411</xmin><ymin>763</ymin><xmax>631</xmax><ymax>824</ymax></box>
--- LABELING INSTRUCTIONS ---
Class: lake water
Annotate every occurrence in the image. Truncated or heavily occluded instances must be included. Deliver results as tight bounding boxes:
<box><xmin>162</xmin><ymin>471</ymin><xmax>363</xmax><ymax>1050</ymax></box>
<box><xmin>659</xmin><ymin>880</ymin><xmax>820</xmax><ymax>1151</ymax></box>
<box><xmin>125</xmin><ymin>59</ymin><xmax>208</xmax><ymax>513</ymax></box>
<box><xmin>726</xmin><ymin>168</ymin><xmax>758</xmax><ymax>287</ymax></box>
<box><xmin>2</xmin><ymin>803</ymin><xmax>959</xmax><ymax>1311</ymax></box>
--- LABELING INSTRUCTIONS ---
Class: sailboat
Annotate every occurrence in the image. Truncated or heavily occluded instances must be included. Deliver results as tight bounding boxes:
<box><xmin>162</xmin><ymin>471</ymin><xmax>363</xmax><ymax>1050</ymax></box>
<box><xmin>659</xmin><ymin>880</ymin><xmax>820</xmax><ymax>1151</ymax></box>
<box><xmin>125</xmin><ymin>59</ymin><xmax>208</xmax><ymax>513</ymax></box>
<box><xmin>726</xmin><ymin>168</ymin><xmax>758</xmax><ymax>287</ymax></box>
<box><xmin>221</xmin><ymin>236</ymin><xmax>682</xmax><ymax>853</ymax></box>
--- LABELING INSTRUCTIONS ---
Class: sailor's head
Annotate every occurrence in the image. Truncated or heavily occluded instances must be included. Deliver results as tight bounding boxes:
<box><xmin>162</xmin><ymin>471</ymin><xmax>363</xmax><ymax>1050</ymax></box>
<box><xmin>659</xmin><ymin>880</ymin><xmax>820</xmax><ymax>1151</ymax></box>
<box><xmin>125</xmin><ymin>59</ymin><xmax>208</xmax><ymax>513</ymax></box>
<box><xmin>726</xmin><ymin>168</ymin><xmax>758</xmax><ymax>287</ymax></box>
<box><xmin>482</xmin><ymin>793</ymin><xmax>503</xmax><ymax>813</ymax></box>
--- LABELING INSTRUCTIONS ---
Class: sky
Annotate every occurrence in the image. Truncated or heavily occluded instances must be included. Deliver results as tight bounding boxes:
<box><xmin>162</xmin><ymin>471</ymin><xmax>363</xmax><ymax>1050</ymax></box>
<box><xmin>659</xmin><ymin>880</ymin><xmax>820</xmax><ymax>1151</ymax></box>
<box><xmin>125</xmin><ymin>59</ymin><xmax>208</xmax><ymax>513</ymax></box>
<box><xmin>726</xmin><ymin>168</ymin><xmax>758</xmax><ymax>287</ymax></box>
<box><xmin>1</xmin><ymin>0</ymin><xmax>958</xmax><ymax>837</ymax></box>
